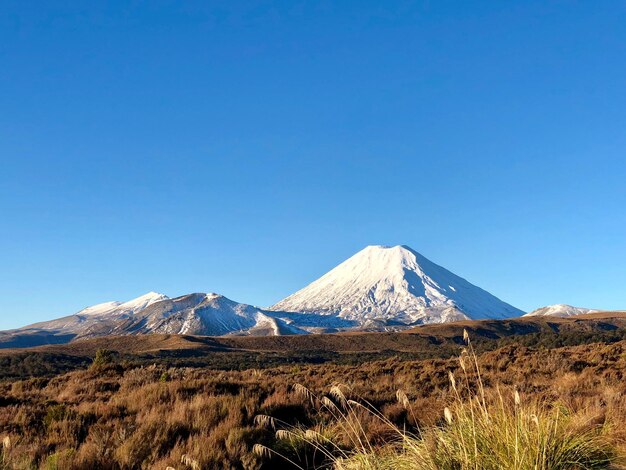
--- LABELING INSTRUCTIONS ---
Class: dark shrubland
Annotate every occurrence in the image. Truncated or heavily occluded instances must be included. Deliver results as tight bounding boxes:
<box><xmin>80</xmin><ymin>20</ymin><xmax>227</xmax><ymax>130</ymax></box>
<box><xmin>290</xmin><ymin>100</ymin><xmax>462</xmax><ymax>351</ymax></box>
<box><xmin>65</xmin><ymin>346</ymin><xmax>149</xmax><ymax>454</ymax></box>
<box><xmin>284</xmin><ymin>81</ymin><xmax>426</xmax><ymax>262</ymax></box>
<box><xmin>0</xmin><ymin>335</ymin><xmax>625</xmax><ymax>468</ymax></box>
<box><xmin>2</xmin><ymin>315</ymin><xmax>626</xmax><ymax>382</ymax></box>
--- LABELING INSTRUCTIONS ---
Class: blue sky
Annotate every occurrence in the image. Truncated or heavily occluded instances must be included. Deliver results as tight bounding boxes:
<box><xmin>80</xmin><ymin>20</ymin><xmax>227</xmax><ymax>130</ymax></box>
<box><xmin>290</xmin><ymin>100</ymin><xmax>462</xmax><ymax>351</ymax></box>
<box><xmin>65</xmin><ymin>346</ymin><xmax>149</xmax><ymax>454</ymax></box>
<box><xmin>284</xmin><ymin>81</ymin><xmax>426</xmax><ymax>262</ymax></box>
<box><xmin>1</xmin><ymin>1</ymin><xmax>625</xmax><ymax>329</ymax></box>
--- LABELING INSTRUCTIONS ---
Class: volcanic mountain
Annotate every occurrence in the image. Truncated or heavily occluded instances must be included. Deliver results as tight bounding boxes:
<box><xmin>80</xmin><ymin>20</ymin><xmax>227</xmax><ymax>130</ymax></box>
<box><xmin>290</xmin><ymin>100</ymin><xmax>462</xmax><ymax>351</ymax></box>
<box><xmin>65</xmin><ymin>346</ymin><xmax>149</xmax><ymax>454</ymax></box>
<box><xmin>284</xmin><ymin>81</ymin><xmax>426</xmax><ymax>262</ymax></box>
<box><xmin>0</xmin><ymin>292</ymin><xmax>309</xmax><ymax>348</ymax></box>
<box><xmin>523</xmin><ymin>304</ymin><xmax>597</xmax><ymax>318</ymax></box>
<box><xmin>270</xmin><ymin>245</ymin><xmax>523</xmax><ymax>324</ymax></box>
<box><xmin>0</xmin><ymin>245</ymin><xmax>524</xmax><ymax>348</ymax></box>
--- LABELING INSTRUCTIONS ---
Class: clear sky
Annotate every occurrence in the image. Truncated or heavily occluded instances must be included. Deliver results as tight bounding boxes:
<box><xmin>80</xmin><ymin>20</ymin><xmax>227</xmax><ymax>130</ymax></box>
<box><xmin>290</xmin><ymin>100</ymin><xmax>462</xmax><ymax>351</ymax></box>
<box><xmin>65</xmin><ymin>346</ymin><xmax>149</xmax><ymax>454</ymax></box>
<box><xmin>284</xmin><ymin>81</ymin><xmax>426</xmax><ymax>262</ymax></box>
<box><xmin>1</xmin><ymin>1</ymin><xmax>625</xmax><ymax>329</ymax></box>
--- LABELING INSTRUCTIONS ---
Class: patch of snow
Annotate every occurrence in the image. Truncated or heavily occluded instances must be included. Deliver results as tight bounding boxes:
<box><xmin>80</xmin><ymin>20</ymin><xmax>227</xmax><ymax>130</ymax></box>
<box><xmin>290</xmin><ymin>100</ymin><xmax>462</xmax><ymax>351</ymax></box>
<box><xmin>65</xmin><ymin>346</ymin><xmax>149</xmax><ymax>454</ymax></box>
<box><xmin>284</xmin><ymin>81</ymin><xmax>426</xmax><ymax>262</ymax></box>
<box><xmin>116</xmin><ymin>292</ymin><xmax>169</xmax><ymax>313</ymax></box>
<box><xmin>77</xmin><ymin>301</ymin><xmax>123</xmax><ymax>316</ymax></box>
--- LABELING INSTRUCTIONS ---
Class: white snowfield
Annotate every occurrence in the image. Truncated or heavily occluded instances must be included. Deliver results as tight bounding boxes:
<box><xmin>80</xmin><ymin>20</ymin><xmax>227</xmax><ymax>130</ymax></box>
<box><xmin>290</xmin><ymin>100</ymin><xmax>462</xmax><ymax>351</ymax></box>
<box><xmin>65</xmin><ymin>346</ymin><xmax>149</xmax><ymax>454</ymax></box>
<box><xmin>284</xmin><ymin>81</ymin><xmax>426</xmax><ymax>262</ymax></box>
<box><xmin>270</xmin><ymin>245</ymin><xmax>523</xmax><ymax>324</ymax></box>
<box><xmin>76</xmin><ymin>292</ymin><xmax>168</xmax><ymax>317</ymax></box>
<box><xmin>523</xmin><ymin>304</ymin><xmax>598</xmax><ymax>318</ymax></box>
<box><xmin>10</xmin><ymin>244</ymin><xmax>597</xmax><ymax>346</ymax></box>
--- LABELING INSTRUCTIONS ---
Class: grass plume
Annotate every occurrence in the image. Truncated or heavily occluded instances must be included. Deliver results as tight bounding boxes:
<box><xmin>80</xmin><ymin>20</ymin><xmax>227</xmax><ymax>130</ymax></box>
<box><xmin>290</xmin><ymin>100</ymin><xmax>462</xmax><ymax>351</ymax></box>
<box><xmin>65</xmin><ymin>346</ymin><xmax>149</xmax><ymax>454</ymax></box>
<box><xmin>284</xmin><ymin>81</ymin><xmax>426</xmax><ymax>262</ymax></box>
<box><xmin>264</xmin><ymin>330</ymin><xmax>619</xmax><ymax>470</ymax></box>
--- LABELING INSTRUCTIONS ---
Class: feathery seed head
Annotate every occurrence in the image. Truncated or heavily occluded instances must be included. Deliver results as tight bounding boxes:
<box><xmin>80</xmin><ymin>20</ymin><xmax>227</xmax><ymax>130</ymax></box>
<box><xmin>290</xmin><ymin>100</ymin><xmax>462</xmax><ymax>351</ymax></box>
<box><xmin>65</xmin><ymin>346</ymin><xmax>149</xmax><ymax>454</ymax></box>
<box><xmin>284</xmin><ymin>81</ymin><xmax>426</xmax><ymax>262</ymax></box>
<box><xmin>293</xmin><ymin>383</ymin><xmax>314</xmax><ymax>402</ymax></box>
<box><xmin>254</xmin><ymin>414</ymin><xmax>276</xmax><ymax>429</ymax></box>
<box><xmin>396</xmin><ymin>390</ymin><xmax>410</xmax><ymax>409</ymax></box>
<box><xmin>275</xmin><ymin>429</ymin><xmax>292</xmax><ymax>440</ymax></box>
<box><xmin>330</xmin><ymin>385</ymin><xmax>347</xmax><ymax>404</ymax></box>
<box><xmin>181</xmin><ymin>454</ymin><xmax>200</xmax><ymax>470</ymax></box>
<box><xmin>531</xmin><ymin>414</ymin><xmax>540</xmax><ymax>427</ymax></box>
<box><xmin>321</xmin><ymin>396</ymin><xmax>337</xmax><ymax>410</ymax></box>
<box><xmin>253</xmin><ymin>444</ymin><xmax>272</xmax><ymax>459</ymax></box>
<box><xmin>305</xmin><ymin>429</ymin><xmax>324</xmax><ymax>442</ymax></box>
<box><xmin>459</xmin><ymin>355</ymin><xmax>467</xmax><ymax>372</ymax></box>
<box><xmin>448</xmin><ymin>371</ymin><xmax>457</xmax><ymax>391</ymax></box>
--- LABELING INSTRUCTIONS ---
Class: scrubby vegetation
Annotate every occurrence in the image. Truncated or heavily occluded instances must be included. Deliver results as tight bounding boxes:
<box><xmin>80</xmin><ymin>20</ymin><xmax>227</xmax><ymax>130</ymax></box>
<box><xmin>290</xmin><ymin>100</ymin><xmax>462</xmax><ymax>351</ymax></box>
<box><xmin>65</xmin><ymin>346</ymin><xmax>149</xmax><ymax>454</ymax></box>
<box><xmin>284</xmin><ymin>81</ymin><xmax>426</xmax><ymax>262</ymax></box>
<box><xmin>259</xmin><ymin>333</ymin><xmax>620</xmax><ymax>469</ymax></box>
<box><xmin>0</xmin><ymin>331</ymin><xmax>625</xmax><ymax>469</ymax></box>
<box><xmin>2</xmin><ymin>315</ymin><xmax>626</xmax><ymax>382</ymax></box>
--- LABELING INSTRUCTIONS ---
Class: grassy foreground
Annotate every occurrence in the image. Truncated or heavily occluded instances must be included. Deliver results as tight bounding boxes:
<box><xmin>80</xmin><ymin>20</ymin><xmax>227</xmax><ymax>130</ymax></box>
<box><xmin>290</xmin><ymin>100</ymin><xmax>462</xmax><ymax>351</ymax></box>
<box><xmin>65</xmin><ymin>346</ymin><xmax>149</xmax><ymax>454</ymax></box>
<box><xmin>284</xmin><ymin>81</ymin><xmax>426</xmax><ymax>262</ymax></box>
<box><xmin>1</xmin><ymin>333</ymin><xmax>625</xmax><ymax>468</ymax></box>
<box><xmin>257</xmin><ymin>332</ymin><xmax>620</xmax><ymax>470</ymax></box>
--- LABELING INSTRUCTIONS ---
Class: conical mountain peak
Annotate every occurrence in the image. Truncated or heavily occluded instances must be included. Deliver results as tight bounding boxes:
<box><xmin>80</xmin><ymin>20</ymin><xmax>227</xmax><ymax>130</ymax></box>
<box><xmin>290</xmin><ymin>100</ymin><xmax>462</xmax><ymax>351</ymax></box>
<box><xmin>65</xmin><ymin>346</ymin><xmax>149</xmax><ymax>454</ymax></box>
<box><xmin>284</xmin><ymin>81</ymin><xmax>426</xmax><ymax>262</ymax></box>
<box><xmin>4</xmin><ymin>246</ymin><xmax>524</xmax><ymax>347</ymax></box>
<box><xmin>271</xmin><ymin>245</ymin><xmax>522</xmax><ymax>323</ymax></box>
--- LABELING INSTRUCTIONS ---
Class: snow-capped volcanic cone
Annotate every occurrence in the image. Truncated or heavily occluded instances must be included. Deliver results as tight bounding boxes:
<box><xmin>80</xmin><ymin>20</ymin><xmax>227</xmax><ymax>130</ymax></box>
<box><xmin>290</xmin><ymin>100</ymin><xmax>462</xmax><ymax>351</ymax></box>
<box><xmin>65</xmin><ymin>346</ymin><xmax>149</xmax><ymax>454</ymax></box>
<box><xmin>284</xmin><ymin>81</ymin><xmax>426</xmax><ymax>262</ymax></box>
<box><xmin>0</xmin><ymin>246</ymin><xmax>524</xmax><ymax>346</ymax></box>
<box><xmin>523</xmin><ymin>304</ymin><xmax>598</xmax><ymax>318</ymax></box>
<box><xmin>270</xmin><ymin>245</ymin><xmax>523</xmax><ymax>324</ymax></box>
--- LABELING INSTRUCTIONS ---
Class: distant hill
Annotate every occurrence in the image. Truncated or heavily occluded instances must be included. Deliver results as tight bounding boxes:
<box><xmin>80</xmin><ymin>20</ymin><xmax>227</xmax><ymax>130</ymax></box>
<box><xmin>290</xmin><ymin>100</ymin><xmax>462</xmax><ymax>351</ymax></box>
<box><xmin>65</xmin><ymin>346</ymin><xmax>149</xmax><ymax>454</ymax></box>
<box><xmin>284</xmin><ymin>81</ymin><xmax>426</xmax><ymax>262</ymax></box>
<box><xmin>7</xmin><ymin>246</ymin><xmax>623</xmax><ymax>350</ymax></box>
<box><xmin>2</xmin><ymin>312</ymin><xmax>625</xmax><ymax>380</ymax></box>
<box><xmin>523</xmin><ymin>304</ymin><xmax>598</xmax><ymax>318</ymax></box>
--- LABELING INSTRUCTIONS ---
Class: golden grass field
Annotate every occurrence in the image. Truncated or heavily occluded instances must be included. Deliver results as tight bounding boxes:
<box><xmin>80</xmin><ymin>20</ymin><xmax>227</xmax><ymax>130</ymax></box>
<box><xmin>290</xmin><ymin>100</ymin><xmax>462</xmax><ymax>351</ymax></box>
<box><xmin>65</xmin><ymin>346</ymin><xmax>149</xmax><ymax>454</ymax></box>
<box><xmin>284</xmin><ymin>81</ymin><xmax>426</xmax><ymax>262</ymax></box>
<box><xmin>1</xmin><ymin>315</ymin><xmax>626</xmax><ymax>469</ymax></box>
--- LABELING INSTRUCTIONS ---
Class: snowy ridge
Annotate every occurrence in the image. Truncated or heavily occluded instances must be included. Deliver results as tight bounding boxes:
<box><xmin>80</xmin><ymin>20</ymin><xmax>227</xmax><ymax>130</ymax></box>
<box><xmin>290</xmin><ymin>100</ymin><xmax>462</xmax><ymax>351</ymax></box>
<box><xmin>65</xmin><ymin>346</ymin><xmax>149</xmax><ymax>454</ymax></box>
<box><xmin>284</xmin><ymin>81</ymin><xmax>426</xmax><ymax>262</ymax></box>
<box><xmin>137</xmin><ymin>293</ymin><xmax>311</xmax><ymax>336</ymax></box>
<box><xmin>76</xmin><ymin>292</ymin><xmax>169</xmax><ymax>317</ymax></box>
<box><xmin>76</xmin><ymin>301</ymin><xmax>123</xmax><ymax>316</ymax></box>
<box><xmin>270</xmin><ymin>245</ymin><xmax>523</xmax><ymax>324</ymax></box>
<box><xmin>523</xmin><ymin>304</ymin><xmax>598</xmax><ymax>318</ymax></box>
<box><xmin>18</xmin><ymin>291</ymin><xmax>170</xmax><ymax>334</ymax></box>
<box><xmin>3</xmin><ymin>245</ymin><xmax>528</xmax><ymax>345</ymax></box>
<box><xmin>143</xmin><ymin>293</ymin><xmax>278</xmax><ymax>336</ymax></box>
<box><xmin>13</xmin><ymin>292</ymin><xmax>307</xmax><ymax>340</ymax></box>
<box><xmin>115</xmin><ymin>291</ymin><xmax>169</xmax><ymax>313</ymax></box>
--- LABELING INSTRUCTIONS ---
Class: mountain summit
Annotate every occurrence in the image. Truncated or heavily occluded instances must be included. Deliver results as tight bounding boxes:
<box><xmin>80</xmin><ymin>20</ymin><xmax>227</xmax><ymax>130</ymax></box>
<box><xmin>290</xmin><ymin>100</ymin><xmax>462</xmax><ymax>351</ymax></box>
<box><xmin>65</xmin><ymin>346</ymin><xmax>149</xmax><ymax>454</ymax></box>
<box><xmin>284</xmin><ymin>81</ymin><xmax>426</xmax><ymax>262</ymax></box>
<box><xmin>523</xmin><ymin>304</ymin><xmax>597</xmax><ymax>318</ymax></box>
<box><xmin>2</xmin><ymin>292</ymin><xmax>305</xmax><ymax>347</ymax></box>
<box><xmin>0</xmin><ymin>245</ymin><xmax>525</xmax><ymax>348</ymax></box>
<box><xmin>271</xmin><ymin>245</ymin><xmax>522</xmax><ymax>324</ymax></box>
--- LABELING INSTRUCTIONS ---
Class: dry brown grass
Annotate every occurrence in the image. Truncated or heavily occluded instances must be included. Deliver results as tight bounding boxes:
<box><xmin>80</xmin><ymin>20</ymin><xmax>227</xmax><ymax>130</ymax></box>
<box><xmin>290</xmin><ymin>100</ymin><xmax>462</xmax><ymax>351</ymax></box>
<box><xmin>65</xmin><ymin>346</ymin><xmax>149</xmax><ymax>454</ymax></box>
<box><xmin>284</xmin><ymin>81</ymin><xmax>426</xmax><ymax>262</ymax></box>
<box><xmin>3</xmin><ymin>312</ymin><xmax>626</xmax><ymax>359</ymax></box>
<box><xmin>0</xmin><ymin>339</ymin><xmax>625</xmax><ymax>469</ymax></box>
<box><xmin>267</xmin><ymin>334</ymin><xmax>621</xmax><ymax>470</ymax></box>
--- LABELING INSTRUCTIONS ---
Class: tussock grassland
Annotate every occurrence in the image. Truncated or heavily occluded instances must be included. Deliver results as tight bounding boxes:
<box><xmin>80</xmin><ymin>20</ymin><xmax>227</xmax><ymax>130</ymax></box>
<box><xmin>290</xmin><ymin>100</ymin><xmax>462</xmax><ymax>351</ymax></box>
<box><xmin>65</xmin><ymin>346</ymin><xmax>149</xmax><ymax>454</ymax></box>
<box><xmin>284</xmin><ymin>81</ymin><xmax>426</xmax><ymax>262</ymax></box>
<box><xmin>257</xmin><ymin>333</ymin><xmax>620</xmax><ymax>469</ymax></box>
<box><xmin>0</xmin><ymin>337</ymin><xmax>625</xmax><ymax>469</ymax></box>
<box><xmin>3</xmin><ymin>314</ymin><xmax>626</xmax><ymax>381</ymax></box>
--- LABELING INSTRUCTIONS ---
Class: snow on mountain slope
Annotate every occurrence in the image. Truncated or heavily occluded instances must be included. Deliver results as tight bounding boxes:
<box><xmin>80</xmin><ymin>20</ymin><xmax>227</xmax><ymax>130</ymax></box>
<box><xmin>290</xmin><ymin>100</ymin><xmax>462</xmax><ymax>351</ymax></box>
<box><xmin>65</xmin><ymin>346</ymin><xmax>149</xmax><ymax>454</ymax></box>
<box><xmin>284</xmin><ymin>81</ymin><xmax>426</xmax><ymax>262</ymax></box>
<box><xmin>1</xmin><ymin>245</ymin><xmax>525</xmax><ymax>346</ymax></box>
<box><xmin>114</xmin><ymin>291</ymin><xmax>169</xmax><ymax>314</ymax></box>
<box><xmin>132</xmin><ymin>293</ymin><xmax>297</xmax><ymax>336</ymax></box>
<box><xmin>75</xmin><ymin>292</ymin><xmax>168</xmax><ymax>317</ymax></box>
<box><xmin>270</xmin><ymin>245</ymin><xmax>523</xmax><ymax>324</ymax></box>
<box><xmin>523</xmin><ymin>304</ymin><xmax>598</xmax><ymax>318</ymax></box>
<box><xmin>76</xmin><ymin>301</ymin><xmax>123</xmax><ymax>316</ymax></box>
<box><xmin>11</xmin><ymin>292</ymin><xmax>304</xmax><ymax>341</ymax></box>
<box><xmin>16</xmin><ymin>292</ymin><xmax>170</xmax><ymax>334</ymax></box>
